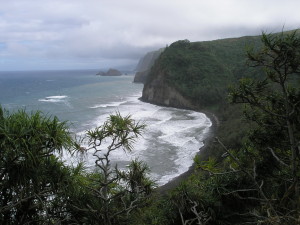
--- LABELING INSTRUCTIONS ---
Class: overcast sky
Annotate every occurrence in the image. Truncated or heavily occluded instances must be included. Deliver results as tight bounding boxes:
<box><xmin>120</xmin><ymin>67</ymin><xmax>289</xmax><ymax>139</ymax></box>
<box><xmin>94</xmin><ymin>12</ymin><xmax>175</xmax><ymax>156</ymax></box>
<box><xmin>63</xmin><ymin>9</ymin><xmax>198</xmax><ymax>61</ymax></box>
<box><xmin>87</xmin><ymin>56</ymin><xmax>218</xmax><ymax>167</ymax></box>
<box><xmin>0</xmin><ymin>0</ymin><xmax>300</xmax><ymax>71</ymax></box>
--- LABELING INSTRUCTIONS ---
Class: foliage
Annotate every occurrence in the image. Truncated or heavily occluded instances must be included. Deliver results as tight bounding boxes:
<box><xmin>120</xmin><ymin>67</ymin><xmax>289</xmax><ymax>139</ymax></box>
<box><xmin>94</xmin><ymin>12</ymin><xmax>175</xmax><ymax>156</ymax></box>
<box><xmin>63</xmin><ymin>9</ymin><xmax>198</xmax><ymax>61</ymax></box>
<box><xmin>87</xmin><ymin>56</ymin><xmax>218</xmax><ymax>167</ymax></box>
<box><xmin>226</xmin><ymin>30</ymin><xmax>300</xmax><ymax>224</ymax></box>
<box><xmin>0</xmin><ymin>109</ymin><xmax>155</xmax><ymax>225</ymax></box>
<box><xmin>65</xmin><ymin>112</ymin><xmax>155</xmax><ymax>225</ymax></box>
<box><xmin>2</xmin><ymin>30</ymin><xmax>300</xmax><ymax>225</ymax></box>
<box><xmin>0</xmin><ymin>107</ymin><xmax>74</xmax><ymax>224</ymax></box>
<box><xmin>134</xmin><ymin>30</ymin><xmax>300</xmax><ymax>225</ymax></box>
<box><xmin>176</xmin><ymin>30</ymin><xmax>300</xmax><ymax>224</ymax></box>
<box><xmin>147</xmin><ymin>35</ymin><xmax>263</xmax><ymax>107</ymax></box>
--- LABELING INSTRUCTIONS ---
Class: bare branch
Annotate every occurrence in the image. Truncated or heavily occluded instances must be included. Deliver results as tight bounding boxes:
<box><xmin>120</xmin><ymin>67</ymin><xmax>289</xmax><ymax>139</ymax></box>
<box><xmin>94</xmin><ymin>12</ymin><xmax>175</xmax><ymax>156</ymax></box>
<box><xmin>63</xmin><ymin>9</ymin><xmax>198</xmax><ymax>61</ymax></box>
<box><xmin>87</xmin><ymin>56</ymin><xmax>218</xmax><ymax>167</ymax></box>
<box><xmin>268</xmin><ymin>147</ymin><xmax>289</xmax><ymax>167</ymax></box>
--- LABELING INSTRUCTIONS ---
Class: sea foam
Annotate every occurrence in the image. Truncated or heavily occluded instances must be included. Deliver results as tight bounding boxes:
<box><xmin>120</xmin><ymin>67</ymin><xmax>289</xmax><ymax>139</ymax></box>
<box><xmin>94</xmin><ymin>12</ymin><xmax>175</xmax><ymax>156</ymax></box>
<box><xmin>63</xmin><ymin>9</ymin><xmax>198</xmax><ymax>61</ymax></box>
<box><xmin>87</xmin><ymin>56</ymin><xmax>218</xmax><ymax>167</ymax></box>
<box><xmin>89</xmin><ymin>101</ymin><xmax>127</xmax><ymax>109</ymax></box>
<box><xmin>74</xmin><ymin>94</ymin><xmax>212</xmax><ymax>186</ymax></box>
<box><xmin>38</xmin><ymin>95</ymin><xmax>68</xmax><ymax>103</ymax></box>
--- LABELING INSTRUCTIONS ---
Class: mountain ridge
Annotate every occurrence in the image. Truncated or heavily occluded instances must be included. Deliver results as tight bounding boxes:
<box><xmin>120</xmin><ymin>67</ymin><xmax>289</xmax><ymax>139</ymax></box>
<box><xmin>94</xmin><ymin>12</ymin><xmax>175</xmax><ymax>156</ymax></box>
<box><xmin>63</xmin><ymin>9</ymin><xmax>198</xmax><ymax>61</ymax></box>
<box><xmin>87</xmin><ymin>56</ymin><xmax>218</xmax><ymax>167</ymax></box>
<box><xmin>141</xmin><ymin>35</ymin><xmax>264</xmax><ymax>109</ymax></box>
<box><xmin>133</xmin><ymin>49</ymin><xmax>164</xmax><ymax>83</ymax></box>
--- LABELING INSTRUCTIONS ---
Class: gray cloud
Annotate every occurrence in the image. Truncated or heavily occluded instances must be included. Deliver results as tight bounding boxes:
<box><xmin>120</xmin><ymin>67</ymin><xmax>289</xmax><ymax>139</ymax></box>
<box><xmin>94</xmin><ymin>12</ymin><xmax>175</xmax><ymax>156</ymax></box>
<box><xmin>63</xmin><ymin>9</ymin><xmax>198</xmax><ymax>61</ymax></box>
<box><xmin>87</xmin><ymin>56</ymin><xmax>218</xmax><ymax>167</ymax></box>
<box><xmin>1</xmin><ymin>0</ymin><xmax>300</xmax><ymax>70</ymax></box>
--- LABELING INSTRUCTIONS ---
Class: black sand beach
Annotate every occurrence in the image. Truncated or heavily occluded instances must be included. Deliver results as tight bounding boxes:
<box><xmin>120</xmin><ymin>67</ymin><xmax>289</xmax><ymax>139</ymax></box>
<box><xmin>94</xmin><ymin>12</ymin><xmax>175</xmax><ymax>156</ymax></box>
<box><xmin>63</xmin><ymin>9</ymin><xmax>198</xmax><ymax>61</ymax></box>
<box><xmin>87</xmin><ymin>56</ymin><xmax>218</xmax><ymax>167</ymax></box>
<box><xmin>158</xmin><ymin>111</ymin><xmax>219</xmax><ymax>193</ymax></box>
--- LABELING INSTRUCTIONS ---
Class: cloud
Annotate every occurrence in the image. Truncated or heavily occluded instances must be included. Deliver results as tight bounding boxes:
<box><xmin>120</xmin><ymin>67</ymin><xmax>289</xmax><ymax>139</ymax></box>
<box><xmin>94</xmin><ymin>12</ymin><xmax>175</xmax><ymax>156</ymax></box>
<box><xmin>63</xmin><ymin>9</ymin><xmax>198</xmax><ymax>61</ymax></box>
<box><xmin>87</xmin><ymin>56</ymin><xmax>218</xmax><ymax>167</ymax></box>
<box><xmin>1</xmin><ymin>0</ymin><xmax>300</xmax><ymax>70</ymax></box>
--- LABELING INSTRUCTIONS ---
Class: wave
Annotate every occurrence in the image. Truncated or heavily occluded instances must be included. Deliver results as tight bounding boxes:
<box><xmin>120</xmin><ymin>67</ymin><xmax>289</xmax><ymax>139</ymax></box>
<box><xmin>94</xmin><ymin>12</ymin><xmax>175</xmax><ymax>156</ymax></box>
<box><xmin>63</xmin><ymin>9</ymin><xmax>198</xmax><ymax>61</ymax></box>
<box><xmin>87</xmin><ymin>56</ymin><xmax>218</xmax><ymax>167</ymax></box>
<box><xmin>74</xmin><ymin>94</ymin><xmax>212</xmax><ymax>186</ymax></box>
<box><xmin>89</xmin><ymin>101</ymin><xmax>127</xmax><ymax>109</ymax></box>
<box><xmin>38</xmin><ymin>95</ymin><xmax>68</xmax><ymax>103</ymax></box>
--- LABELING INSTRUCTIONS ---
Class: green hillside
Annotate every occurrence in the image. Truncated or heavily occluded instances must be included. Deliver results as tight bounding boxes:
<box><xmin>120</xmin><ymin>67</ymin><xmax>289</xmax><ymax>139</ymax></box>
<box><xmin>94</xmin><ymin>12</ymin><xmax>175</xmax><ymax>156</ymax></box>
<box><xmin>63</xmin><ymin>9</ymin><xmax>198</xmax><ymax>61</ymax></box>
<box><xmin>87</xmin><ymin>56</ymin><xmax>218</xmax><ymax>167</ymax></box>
<box><xmin>147</xmin><ymin>35</ymin><xmax>263</xmax><ymax>107</ymax></box>
<box><xmin>1</xmin><ymin>31</ymin><xmax>299</xmax><ymax>224</ymax></box>
<box><xmin>139</xmin><ymin>31</ymin><xmax>300</xmax><ymax>225</ymax></box>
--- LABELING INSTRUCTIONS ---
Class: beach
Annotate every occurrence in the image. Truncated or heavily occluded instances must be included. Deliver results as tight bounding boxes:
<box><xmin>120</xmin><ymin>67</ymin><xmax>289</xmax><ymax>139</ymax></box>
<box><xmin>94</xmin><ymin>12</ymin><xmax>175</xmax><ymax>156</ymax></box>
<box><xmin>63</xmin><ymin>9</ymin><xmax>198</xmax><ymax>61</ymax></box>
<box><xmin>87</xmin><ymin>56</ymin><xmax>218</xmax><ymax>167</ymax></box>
<box><xmin>157</xmin><ymin>111</ymin><xmax>219</xmax><ymax>193</ymax></box>
<box><xmin>0</xmin><ymin>70</ymin><xmax>212</xmax><ymax>186</ymax></box>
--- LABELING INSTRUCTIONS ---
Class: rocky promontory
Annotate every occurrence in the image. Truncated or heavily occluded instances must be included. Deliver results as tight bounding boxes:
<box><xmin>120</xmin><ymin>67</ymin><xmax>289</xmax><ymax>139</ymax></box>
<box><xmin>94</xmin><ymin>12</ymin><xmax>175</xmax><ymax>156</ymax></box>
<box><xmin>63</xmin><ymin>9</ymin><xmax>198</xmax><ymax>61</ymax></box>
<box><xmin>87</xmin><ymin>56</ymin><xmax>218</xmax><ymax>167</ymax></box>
<box><xmin>141</xmin><ymin>36</ymin><xmax>262</xmax><ymax>110</ymax></box>
<box><xmin>133</xmin><ymin>49</ymin><xmax>164</xmax><ymax>83</ymax></box>
<box><xmin>97</xmin><ymin>68</ymin><xmax>122</xmax><ymax>76</ymax></box>
<box><xmin>133</xmin><ymin>71</ymin><xmax>149</xmax><ymax>83</ymax></box>
<box><xmin>142</xmin><ymin>70</ymin><xmax>195</xmax><ymax>109</ymax></box>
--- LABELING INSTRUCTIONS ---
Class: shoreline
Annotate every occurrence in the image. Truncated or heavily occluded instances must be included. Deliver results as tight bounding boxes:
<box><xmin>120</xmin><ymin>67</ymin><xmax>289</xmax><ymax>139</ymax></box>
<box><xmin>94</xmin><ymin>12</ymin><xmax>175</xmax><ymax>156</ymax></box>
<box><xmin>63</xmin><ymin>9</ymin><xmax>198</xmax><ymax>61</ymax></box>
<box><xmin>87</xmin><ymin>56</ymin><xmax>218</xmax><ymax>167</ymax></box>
<box><xmin>156</xmin><ymin>110</ymin><xmax>219</xmax><ymax>193</ymax></box>
<box><xmin>138</xmin><ymin>97</ymin><xmax>219</xmax><ymax>193</ymax></box>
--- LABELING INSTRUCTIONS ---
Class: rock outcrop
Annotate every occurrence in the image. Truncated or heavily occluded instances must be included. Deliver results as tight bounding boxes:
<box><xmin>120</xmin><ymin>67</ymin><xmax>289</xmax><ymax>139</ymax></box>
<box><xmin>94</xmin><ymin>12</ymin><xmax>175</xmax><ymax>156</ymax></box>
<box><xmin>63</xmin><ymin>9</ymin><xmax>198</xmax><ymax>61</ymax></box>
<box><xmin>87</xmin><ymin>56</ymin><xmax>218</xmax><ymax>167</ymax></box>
<box><xmin>133</xmin><ymin>70</ymin><xmax>149</xmax><ymax>83</ymax></box>
<box><xmin>133</xmin><ymin>49</ymin><xmax>164</xmax><ymax>83</ymax></box>
<box><xmin>97</xmin><ymin>68</ymin><xmax>122</xmax><ymax>76</ymax></box>
<box><xmin>142</xmin><ymin>70</ymin><xmax>195</xmax><ymax>110</ymax></box>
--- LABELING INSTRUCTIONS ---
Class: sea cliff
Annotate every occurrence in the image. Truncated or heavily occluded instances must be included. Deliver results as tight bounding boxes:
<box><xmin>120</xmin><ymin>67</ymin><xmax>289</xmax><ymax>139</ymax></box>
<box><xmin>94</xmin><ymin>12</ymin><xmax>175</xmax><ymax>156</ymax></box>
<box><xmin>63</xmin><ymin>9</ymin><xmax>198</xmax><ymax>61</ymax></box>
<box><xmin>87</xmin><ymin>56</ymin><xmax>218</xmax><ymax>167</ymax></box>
<box><xmin>142</xmin><ymin>70</ymin><xmax>195</xmax><ymax>109</ymax></box>
<box><xmin>141</xmin><ymin>36</ymin><xmax>262</xmax><ymax>110</ymax></box>
<box><xmin>133</xmin><ymin>49</ymin><xmax>164</xmax><ymax>83</ymax></box>
<box><xmin>140</xmin><ymin>36</ymin><xmax>263</xmax><ymax>189</ymax></box>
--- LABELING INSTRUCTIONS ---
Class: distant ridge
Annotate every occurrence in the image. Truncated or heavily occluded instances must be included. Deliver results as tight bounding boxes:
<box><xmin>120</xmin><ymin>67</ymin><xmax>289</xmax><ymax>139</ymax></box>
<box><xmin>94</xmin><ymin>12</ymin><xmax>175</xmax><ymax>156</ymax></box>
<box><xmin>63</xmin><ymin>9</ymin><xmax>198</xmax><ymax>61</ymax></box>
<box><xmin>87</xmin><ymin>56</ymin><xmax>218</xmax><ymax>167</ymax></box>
<box><xmin>142</xmin><ymin>30</ymin><xmax>298</xmax><ymax>109</ymax></box>
<box><xmin>133</xmin><ymin>48</ymin><xmax>164</xmax><ymax>83</ymax></box>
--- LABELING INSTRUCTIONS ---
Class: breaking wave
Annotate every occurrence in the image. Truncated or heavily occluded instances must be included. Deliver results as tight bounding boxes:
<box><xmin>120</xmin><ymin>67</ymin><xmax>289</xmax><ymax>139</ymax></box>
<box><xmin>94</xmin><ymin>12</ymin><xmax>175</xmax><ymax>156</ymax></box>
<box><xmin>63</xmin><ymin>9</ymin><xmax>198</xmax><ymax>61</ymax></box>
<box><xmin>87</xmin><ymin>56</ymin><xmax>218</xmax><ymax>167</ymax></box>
<box><xmin>73</xmin><ymin>94</ymin><xmax>212</xmax><ymax>186</ymax></box>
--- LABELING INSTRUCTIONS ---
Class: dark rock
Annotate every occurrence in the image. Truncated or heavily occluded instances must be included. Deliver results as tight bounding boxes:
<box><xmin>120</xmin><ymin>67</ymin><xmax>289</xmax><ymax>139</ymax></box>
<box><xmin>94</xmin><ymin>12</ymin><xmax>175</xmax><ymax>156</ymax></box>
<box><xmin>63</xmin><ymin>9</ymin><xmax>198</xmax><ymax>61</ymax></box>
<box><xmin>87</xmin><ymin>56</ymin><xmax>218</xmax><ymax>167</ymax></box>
<box><xmin>133</xmin><ymin>70</ymin><xmax>150</xmax><ymax>83</ymax></box>
<box><xmin>96</xmin><ymin>71</ymin><xmax>106</xmax><ymax>76</ymax></box>
<box><xmin>97</xmin><ymin>68</ymin><xmax>122</xmax><ymax>76</ymax></box>
<box><xmin>142</xmin><ymin>70</ymin><xmax>195</xmax><ymax>109</ymax></box>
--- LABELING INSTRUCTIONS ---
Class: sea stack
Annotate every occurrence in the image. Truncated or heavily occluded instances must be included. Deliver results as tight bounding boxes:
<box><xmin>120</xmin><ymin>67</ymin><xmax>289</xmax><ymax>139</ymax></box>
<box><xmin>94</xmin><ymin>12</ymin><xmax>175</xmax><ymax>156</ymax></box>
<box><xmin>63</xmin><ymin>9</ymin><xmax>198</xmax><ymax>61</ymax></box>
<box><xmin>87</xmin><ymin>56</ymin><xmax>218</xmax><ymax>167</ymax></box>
<box><xmin>97</xmin><ymin>68</ymin><xmax>122</xmax><ymax>76</ymax></box>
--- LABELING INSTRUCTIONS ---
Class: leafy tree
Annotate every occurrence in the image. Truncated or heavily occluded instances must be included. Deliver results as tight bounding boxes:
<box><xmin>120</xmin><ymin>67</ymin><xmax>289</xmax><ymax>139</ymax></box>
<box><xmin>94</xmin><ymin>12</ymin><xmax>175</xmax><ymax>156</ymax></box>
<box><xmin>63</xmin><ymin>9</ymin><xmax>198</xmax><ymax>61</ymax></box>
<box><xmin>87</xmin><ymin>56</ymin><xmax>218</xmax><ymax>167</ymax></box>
<box><xmin>0</xmin><ymin>108</ymin><xmax>155</xmax><ymax>225</ymax></box>
<box><xmin>133</xmin><ymin>30</ymin><xmax>300</xmax><ymax>225</ymax></box>
<box><xmin>222</xmin><ymin>30</ymin><xmax>300</xmax><ymax>224</ymax></box>
<box><xmin>68</xmin><ymin>112</ymin><xmax>154</xmax><ymax>225</ymax></box>
<box><xmin>0</xmin><ymin>107</ymin><xmax>74</xmax><ymax>224</ymax></box>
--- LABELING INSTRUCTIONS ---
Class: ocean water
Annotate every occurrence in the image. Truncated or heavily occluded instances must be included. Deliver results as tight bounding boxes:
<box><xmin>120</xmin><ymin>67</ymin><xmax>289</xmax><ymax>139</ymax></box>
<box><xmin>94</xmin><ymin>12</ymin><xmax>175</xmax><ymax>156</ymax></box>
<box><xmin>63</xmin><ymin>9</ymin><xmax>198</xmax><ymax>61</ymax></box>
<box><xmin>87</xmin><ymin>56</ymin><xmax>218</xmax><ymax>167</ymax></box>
<box><xmin>0</xmin><ymin>70</ymin><xmax>211</xmax><ymax>185</ymax></box>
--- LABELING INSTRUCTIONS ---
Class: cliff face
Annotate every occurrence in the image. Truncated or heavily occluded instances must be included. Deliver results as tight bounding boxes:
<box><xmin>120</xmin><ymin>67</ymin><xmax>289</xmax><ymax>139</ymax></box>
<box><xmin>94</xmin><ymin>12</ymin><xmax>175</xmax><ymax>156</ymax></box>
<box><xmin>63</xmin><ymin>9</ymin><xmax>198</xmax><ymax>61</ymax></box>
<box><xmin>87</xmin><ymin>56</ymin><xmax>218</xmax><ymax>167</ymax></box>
<box><xmin>142</xmin><ymin>70</ymin><xmax>195</xmax><ymax>109</ymax></box>
<box><xmin>141</xmin><ymin>37</ymin><xmax>263</xmax><ymax>110</ymax></box>
<box><xmin>133</xmin><ymin>71</ymin><xmax>149</xmax><ymax>83</ymax></box>
<box><xmin>135</xmin><ymin>49</ymin><xmax>163</xmax><ymax>72</ymax></box>
<box><xmin>134</xmin><ymin>49</ymin><xmax>164</xmax><ymax>83</ymax></box>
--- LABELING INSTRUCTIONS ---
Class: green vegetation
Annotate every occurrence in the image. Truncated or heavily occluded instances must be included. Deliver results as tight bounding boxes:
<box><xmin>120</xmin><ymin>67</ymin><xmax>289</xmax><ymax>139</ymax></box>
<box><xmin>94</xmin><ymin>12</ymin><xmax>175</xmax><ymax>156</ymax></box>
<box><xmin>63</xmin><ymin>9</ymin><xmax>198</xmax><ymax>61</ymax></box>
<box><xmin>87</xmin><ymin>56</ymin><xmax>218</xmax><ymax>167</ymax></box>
<box><xmin>1</xmin><ymin>31</ymin><xmax>299</xmax><ymax>224</ymax></box>
<box><xmin>225</xmin><ymin>31</ymin><xmax>300</xmax><ymax>223</ymax></box>
<box><xmin>147</xmin><ymin>35</ymin><xmax>263</xmax><ymax>107</ymax></box>
<box><xmin>137</xmin><ymin>31</ymin><xmax>300</xmax><ymax>224</ymax></box>
<box><xmin>0</xmin><ymin>108</ymin><xmax>74</xmax><ymax>224</ymax></box>
<box><xmin>0</xmin><ymin>110</ymin><xmax>154</xmax><ymax>224</ymax></box>
<box><xmin>76</xmin><ymin>113</ymin><xmax>153</xmax><ymax>225</ymax></box>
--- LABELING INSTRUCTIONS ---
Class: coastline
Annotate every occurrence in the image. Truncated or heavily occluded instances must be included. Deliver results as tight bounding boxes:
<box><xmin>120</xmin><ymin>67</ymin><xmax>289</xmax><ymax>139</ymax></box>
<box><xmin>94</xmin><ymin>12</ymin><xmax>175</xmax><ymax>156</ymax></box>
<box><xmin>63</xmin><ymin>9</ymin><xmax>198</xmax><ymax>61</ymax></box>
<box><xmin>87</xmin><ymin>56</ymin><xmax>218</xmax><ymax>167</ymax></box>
<box><xmin>157</xmin><ymin>110</ymin><xmax>219</xmax><ymax>193</ymax></box>
<box><xmin>137</xmin><ymin>97</ymin><xmax>219</xmax><ymax>193</ymax></box>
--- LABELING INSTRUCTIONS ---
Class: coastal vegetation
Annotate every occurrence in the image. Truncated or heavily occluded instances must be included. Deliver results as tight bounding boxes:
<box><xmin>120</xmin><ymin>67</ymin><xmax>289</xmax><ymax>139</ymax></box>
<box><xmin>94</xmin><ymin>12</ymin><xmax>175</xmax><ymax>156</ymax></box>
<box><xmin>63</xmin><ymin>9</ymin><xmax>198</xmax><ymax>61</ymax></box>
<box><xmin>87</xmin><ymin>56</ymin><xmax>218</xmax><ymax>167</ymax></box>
<box><xmin>0</xmin><ymin>110</ymin><xmax>154</xmax><ymax>224</ymax></box>
<box><xmin>145</xmin><ymin>35</ymin><xmax>263</xmax><ymax>107</ymax></box>
<box><xmin>1</xmin><ymin>30</ymin><xmax>299</xmax><ymax>224</ymax></box>
<box><xmin>136</xmin><ymin>30</ymin><xmax>300</xmax><ymax>224</ymax></box>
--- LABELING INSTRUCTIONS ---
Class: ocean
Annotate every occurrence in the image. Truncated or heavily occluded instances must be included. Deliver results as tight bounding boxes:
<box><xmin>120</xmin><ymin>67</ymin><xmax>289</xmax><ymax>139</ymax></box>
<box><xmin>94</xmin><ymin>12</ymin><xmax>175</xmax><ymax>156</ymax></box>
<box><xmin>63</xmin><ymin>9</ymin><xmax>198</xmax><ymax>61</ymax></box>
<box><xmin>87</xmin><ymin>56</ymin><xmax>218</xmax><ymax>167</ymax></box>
<box><xmin>0</xmin><ymin>70</ymin><xmax>211</xmax><ymax>185</ymax></box>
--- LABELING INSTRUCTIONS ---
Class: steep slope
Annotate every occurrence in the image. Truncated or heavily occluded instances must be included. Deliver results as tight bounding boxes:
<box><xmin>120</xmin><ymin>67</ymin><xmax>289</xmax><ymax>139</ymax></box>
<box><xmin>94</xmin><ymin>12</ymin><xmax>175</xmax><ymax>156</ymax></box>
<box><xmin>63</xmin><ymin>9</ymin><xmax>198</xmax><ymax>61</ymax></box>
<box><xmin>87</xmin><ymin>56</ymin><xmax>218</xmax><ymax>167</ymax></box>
<box><xmin>134</xmin><ymin>49</ymin><xmax>164</xmax><ymax>83</ymax></box>
<box><xmin>142</xmin><ymin>36</ymin><xmax>263</xmax><ymax>109</ymax></box>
